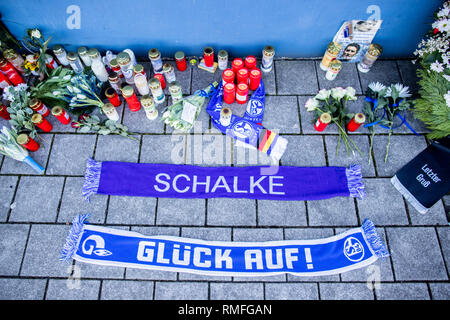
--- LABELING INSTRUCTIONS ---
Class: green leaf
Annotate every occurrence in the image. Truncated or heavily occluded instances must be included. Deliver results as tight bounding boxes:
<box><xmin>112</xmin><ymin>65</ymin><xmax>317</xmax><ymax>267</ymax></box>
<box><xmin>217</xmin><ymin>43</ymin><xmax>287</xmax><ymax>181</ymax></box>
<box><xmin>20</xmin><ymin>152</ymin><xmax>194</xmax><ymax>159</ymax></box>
<box><xmin>98</xmin><ymin>129</ymin><xmax>111</xmax><ymax>135</ymax></box>
<box><xmin>78</xmin><ymin>125</ymin><xmax>92</xmax><ymax>133</ymax></box>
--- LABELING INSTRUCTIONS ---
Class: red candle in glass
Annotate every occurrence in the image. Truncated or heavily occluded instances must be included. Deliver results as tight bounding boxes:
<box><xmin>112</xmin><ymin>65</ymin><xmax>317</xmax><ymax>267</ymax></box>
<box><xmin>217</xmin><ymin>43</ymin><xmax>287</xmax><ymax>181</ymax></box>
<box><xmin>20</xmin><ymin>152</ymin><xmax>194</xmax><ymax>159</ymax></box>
<box><xmin>0</xmin><ymin>104</ymin><xmax>11</xmax><ymax>120</ymax></box>
<box><xmin>32</xmin><ymin>113</ymin><xmax>53</xmax><ymax>132</ymax></box>
<box><xmin>236</xmin><ymin>83</ymin><xmax>249</xmax><ymax>104</ymax></box>
<box><xmin>105</xmin><ymin>87</ymin><xmax>122</xmax><ymax>107</ymax></box>
<box><xmin>245</xmin><ymin>56</ymin><xmax>257</xmax><ymax>70</ymax></box>
<box><xmin>232</xmin><ymin>58</ymin><xmax>244</xmax><ymax>74</ymax></box>
<box><xmin>153</xmin><ymin>73</ymin><xmax>166</xmax><ymax>89</ymax></box>
<box><xmin>52</xmin><ymin>106</ymin><xmax>71</xmax><ymax>125</ymax></box>
<box><xmin>222</xmin><ymin>68</ymin><xmax>235</xmax><ymax>85</ymax></box>
<box><xmin>347</xmin><ymin>113</ymin><xmax>366</xmax><ymax>132</ymax></box>
<box><xmin>314</xmin><ymin>113</ymin><xmax>331</xmax><ymax>132</ymax></box>
<box><xmin>0</xmin><ymin>58</ymin><xmax>24</xmax><ymax>86</ymax></box>
<box><xmin>0</xmin><ymin>72</ymin><xmax>11</xmax><ymax>88</ymax></box>
<box><xmin>223</xmin><ymin>82</ymin><xmax>236</xmax><ymax>104</ymax></box>
<box><xmin>29</xmin><ymin>98</ymin><xmax>50</xmax><ymax>117</ymax></box>
<box><xmin>122</xmin><ymin>86</ymin><xmax>141</xmax><ymax>112</ymax></box>
<box><xmin>236</xmin><ymin>68</ymin><xmax>249</xmax><ymax>84</ymax></box>
<box><xmin>249</xmin><ymin>68</ymin><xmax>262</xmax><ymax>90</ymax></box>
<box><xmin>203</xmin><ymin>47</ymin><xmax>214</xmax><ymax>67</ymax></box>
<box><xmin>175</xmin><ymin>51</ymin><xmax>187</xmax><ymax>71</ymax></box>
<box><xmin>17</xmin><ymin>133</ymin><xmax>40</xmax><ymax>152</ymax></box>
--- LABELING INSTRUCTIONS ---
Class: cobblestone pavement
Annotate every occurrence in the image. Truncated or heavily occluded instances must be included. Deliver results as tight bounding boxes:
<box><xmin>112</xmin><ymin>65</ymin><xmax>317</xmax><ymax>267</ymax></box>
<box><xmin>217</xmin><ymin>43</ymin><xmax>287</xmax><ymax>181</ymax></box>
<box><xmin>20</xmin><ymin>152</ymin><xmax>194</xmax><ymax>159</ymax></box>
<box><xmin>0</xmin><ymin>58</ymin><xmax>449</xmax><ymax>300</ymax></box>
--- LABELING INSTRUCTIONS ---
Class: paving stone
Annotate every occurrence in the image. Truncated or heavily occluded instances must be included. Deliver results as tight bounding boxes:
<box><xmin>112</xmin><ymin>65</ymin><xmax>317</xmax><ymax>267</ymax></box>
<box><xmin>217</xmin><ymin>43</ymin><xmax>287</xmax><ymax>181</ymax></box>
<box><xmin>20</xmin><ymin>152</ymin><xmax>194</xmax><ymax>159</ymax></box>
<box><xmin>279</xmin><ymin>135</ymin><xmax>326</xmax><ymax>167</ymax></box>
<box><xmin>0</xmin><ymin>224</ymin><xmax>29</xmax><ymax>276</ymax></box>
<box><xmin>386</xmin><ymin>227</ymin><xmax>447</xmax><ymax>281</ymax></box>
<box><xmin>46</xmin><ymin>279</ymin><xmax>100</xmax><ymax>300</ymax></box>
<box><xmin>356</xmin><ymin>178</ymin><xmax>409</xmax><ymax>225</ymax></box>
<box><xmin>156</xmin><ymin>197</ymin><xmax>205</xmax><ymax>225</ymax></box>
<box><xmin>122</xmin><ymin>100</ymin><xmax>166</xmax><ymax>134</ymax></box>
<box><xmin>429</xmin><ymin>283</ymin><xmax>450</xmax><ymax>300</ymax></box>
<box><xmin>21</xmin><ymin>224</ymin><xmax>71</xmax><ymax>277</ymax></box>
<box><xmin>284</xmin><ymin>228</ymin><xmax>339</xmax><ymax>282</ymax></box>
<box><xmin>179</xmin><ymin>227</ymin><xmax>232</xmax><ymax>281</ymax></box>
<box><xmin>0</xmin><ymin>278</ymin><xmax>46</xmax><ymax>300</ymax></box>
<box><xmin>298</xmin><ymin>95</ymin><xmax>338</xmax><ymax>134</ymax></box>
<box><xmin>191</xmin><ymin>65</ymin><xmax>223</xmax><ymax>93</ymax></box>
<box><xmin>207</xmin><ymin>198</ymin><xmax>256</xmax><ymax>226</ymax></box>
<box><xmin>154</xmin><ymin>281</ymin><xmax>208</xmax><ymax>300</ymax></box>
<box><xmin>140</xmin><ymin>134</ymin><xmax>186</xmax><ymax>164</ymax></box>
<box><xmin>375</xmin><ymin>283</ymin><xmax>430</xmax><ymax>300</ymax></box>
<box><xmin>47</xmin><ymin>111</ymin><xmax>77</xmax><ymax>133</ymax></box>
<box><xmin>58</xmin><ymin>177</ymin><xmax>108</xmax><ymax>224</ymax></box>
<box><xmin>338</xmin><ymin>227</ymin><xmax>394</xmax><ymax>282</ymax></box>
<box><xmin>210</xmin><ymin>282</ymin><xmax>264</xmax><ymax>300</ymax></box>
<box><xmin>101</xmin><ymin>280</ymin><xmax>154</xmax><ymax>300</ymax></box>
<box><xmin>107</xmin><ymin>196</ymin><xmax>156</xmax><ymax>225</ymax></box>
<box><xmin>261</xmin><ymin>65</ymin><xmax>276</xmax><ymax>95</ymax></box>
<box><xmin>186</xmin><ymin>134</ymin><xmax>232</xmax><ymax>166</ymax></box>
<box><xmin>46</xmin><ymin>134</ymin><xmax>96</xmax><ymax>175</ymax></box>
<box><xmin>233</xmin><ymin>142</ymin><xmax>273</xmax><ymax>167</ymax></box>
<box><xmin>257</xmin><ymin>200</ymin><xmax>307</xmax><ymax>226</ymax></box>
<box><xmin>232</xmin><ymin>228</ymin><xmax>285</xmax><ymax>282</ymax></box>
<box><xmin>1</xmin><ymin>134</ymin><xmax>52</xmax><ymax>175</ymax></box>
<box><xmin>436</xmin><ymin>227</ymin><xmax>449</xmax><ymax>275</ymax></box>
<box><xmin>126</xmin><ymin>226</ymin><xmax>179</xmax><ymax>280</ymax></box>
<box><xmin>265</xmin><ymin>283</ymin><xmax>318</xmax><ymax>300</ymax></box>
<box><xmin>262</xmin><ymin>96</ymin><xmax>300</xmax><ymax>134</ymax></box>
<box><xmin>316</xmin><ymin>61</ymin><xmax>362</xmax><ymax>94</ymax></box>
<box><xmin>408</xmin><ymin>200</ymin><xmax>447</xmax><ymax>226</ymax></box>
<box><xmin>319</xmin><ymin>283</ymin><xmax>374</xmax><ymax>300</ymax></box>
<box><xmin>307</xmin><ymin>197</ymin><xmax>358</xmax><ymax>226</ymax></box>
<box><xmin>75</xmin><ymin>261</ymin><xmax>125</xmax><ymax>280</ymax></box>
<box><xmin>275</xmin><ymin>60</ymin><xmax>318</xmax><ymax>95</ymax></box>
<box><xmin>9</xmin><ymin>176</ymin><xmax>64</xmax><ymax>222</ymax></box>
<box><xmin>325</xmin><ymin>135</ymin><xmax>376</xmax><ymax>177</ymax></box>
<box><xmin>397</xmin><ymin>60</ymin><xmax>420</xmax><ymax>94</ymax></box>
<box><xmin>0</xmin><ymin>175</ymin><xmax>18</xmax><ymax>221</ymax></box>
<box><xmin>358</xmin><ymin>60</ymin><xmax>402</xmax><ymax>94</ymax></box>
<box><xmin>372</xmin><ymin>135</ymin><xmax>427</xmax><ymax>177</ymax></box>
<box><xmin>95</xmin><ymin>134</ymin><xmax>141</xmax><ymax>162</ymax></box>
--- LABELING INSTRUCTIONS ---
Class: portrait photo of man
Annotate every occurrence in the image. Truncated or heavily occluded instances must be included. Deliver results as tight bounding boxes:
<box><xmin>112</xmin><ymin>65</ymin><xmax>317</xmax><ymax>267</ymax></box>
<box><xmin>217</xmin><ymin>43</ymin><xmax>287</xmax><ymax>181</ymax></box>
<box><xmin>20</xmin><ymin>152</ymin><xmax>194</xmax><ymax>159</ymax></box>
<box><xmin>342</xmin><ymin>43</ymin><xmax>360</xmax><ymax>60</ymax></box>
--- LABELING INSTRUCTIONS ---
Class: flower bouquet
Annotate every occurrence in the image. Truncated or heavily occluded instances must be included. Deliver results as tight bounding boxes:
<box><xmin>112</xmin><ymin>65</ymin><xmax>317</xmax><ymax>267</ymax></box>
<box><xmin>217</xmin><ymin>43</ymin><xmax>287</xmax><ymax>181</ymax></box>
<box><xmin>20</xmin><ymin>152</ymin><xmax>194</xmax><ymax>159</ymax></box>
<box><xmin>21</xmin><ymin>28</ymin><xmax>51</xmax><ymax>79</ymax></box>
<box><xmin>412</xmin><ymin>1</ymin><xmax>450</xmax><ymax>139</ymax></box>
<box><xmin>305</xmin><ymin>87</ymin><xmax>361</xmax><ymax>156</ymax></box>
<box><xmin>0</xmin><ymin>126</ymin><xmax>44</xmax><ymax>174</ymax></box>
<box><xmin>72</xmin><ymin>114</ymin><xmax>137</xmax><ymax>140</ymax></box>
<box><xmin>2</xmin><ymin>83</ymin><xmax>38</xmax><ymax>138</ymax></box>
<box><xmin>363</xmin><ymin>82</ymin><xmax>412</xmax><ymax>163</ymax></box>
<box><xmin>162</xmin><ymin>82</ymin><xmax>218</xmax><ymax>132</ymax></box>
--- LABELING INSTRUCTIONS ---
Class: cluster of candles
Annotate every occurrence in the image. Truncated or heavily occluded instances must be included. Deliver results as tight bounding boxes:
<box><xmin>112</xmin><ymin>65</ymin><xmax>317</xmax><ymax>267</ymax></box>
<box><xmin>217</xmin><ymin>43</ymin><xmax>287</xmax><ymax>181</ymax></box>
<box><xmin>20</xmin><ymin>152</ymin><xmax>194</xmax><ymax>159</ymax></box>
<box><xmin>314</xmin><ymin>112</ymin><xmax>366</xmax><ymax>132</ymax></box>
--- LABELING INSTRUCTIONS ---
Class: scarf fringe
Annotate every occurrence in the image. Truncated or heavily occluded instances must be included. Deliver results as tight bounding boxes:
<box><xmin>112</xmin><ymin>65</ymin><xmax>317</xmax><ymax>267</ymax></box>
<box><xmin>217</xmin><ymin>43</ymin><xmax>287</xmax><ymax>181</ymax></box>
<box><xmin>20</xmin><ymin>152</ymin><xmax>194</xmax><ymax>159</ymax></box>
<box><xmin>361</xmin><ymin>219</ymin><xmax>390</xmax><ymax>259</ymax></box>
<box><xmin>82</xmin><ymin>158</ymin><xmax>102</xmax><ymax>202</ymax></box>
<box><xmin>60</xmin><ymin>214</ymin><xmax>90</xmax><ymax>261</ymax></box>
<box><xmin>346</xmin><ymin>164</ymin><xmax>366</xmax><ymax>199</ymax></box>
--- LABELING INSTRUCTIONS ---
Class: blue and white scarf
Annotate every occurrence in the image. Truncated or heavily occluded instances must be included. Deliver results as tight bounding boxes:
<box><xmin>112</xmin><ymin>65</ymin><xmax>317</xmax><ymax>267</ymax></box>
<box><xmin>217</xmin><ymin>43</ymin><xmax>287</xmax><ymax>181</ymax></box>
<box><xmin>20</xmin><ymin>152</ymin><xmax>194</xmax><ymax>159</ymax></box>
<box><xmin>61</xmin><ymin>214</ymin><xmax>389</xmax><ymax>277</ymax></box>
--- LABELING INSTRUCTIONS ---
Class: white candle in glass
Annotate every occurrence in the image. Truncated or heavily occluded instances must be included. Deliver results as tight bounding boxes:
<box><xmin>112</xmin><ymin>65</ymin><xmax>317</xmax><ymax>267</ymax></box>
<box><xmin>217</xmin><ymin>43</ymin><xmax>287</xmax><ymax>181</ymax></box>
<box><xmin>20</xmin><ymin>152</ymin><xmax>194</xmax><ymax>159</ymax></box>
<box><xmin>102</xmin><ymin>103</ymin><xmax>119</xmax><ymax>121</ymax></box>
<box><xmin>91</xmin><ymin>59</ymin><xmax>109</xmax><ymax>82</ymax></box>
<box><xmin>134</xmin><ymin>73</ymin><xmax>150</xmax><ymax>95</ymax></box>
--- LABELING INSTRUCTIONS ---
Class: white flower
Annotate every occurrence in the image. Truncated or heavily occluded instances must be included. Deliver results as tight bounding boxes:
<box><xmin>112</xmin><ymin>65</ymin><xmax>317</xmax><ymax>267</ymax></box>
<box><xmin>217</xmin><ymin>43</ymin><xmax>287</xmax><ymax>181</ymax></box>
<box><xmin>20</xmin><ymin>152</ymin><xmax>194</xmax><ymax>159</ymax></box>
<box><xmin>304</xmin><ymin>98</ymin><xmax>319</xmax><ymax>111</ymax></box>
<box><xmin>437</xmin><ymin>7</ymin><xmax>449</xmax><ymax>18</ymax></box>
<box><xmin>314</xmin><ymin>89</ymin><xmax>331</xmax><ymax>100</ymax></box>
<box><xmin>162</xmin><ymin>111</ymin><xmax>170</xmax><ymax>118</ymax></box>
<box><xmin>63</xmin><ymin>75</ymin><xmax>72</xmax><ymax>81</ymax></box>
<box><xmin>30</xmin><ymin>29</ymin><xmax>41</xmax><ymax>39</ymax></box>
<box><xmin>385</xmin><ymin>83</ymin><xmax>411</xmax><ymax>98</ymax></box>
<box><xmin>430</xmin><ymin>61</ymin><xmax>445</xmax><ymax>73</ymax></box>
<box><xmin>76</xmin><ymin>94</ymin><xmax>87</xmax><ymax>99</ymax></box>
<box><xmin>368</xmin><ymin>82</ymin><xmax>386</xmax><ymax>93</ymax></box>
<box><xmin>331</xmin><ymin>87</ymin><xmax>346</xmax><ymax>100</ymax></box>
<box><xmin>444</xmin><ymin>90</ymin><xmax>450</xmax><ymax>108</ymax></box>
<box><xmin>344</xmin><ymin>86</ymin><xmax>357</xmax><ymax>100</ymax></box>
<box><xmin>443</xmin><ymin>74</ymin><xmax>450</xmax><ymax>82</ymax></box>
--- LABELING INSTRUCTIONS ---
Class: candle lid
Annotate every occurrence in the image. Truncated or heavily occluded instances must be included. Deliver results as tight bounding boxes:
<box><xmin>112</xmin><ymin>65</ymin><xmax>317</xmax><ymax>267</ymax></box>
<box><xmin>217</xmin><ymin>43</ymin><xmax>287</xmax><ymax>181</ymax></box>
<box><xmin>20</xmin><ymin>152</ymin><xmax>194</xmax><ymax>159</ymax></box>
<box><xmin>51</xmin><ymin>106</ymin><xmax>64</xmax><ymax>116</ymax></box>
<box><xmin>133</xmin><ymin>64</ymin><xmax>144</xmax><ymax>74</ymax></box>
<box><xmin>320</xmin><ymin>113</ymin><xmax>332</xmax><ymax>124</ymax></box>
<box><xmin>67</xmin><ymin>52</ymin><xmax>78</xmax><ymax>61</ymax></box>
<box><xmin>108</xmin><ymin>72</ymin><xmax>119</xmax><ymax>81</ymax></box>
<box><xmin>3</xmin><ymin>49</ymin><xmax>17</xmax><ymax>60</ymax></box>
<box><xmin>148</xmin><ymin>48</ymin><xmax>160</xmax><ymax>59</ymax></box>
<box><xmin>28</xmin><ymin>98</ymin><xmax>40</xmax><ymax>108</ymax></box>
<box><xmin>102</xmin><ymin>103</ymin><xmax>115</xmax><ymax>113</ymax></box>
<box><xmin>263</xmin><ymin>46</ymin><xmax>275</xmax><ymax>56</ymax></box>
<box><xmin>368</xmin><ymin>43</ymin><xmax>383</xmax><ymax>56</ymax></box>
<box><xmin>327</xmin><ymin>42</ymin><xmax>342</xmax><ymax>54</ymax></box>
<box><xmin>163</xmin><ymin>63</ymin><xmax>173</xmax><ymax>73</ymax></box>
<box><xmin>87</xmin><ymin>48</ymin><xmax>100</xmax><ymax>59</ymax></box>
<box><xmin>218</xmin><ymin>50</ymin><xmax>228</xmax><ymax>58</ymax></box>
<box><xmin>77</xmin><ymin>46</ymin><xmax>88</xmax><ymax>56</ymax></box>
<box><xmin>174</xmin><ymin>51</ymin><xmax>185</xmax><ymax>60</ymax></box>
<box><xmin>355</xmin><ymin>113</ymin><xmax>366</xmax><ymax>124</ymax></box>
<box><xmin>117</xmin><ymin>52</ymin><xmax>131</xmax><ymax>65</ymax></box>
<box><xmin>121</xmin><ymin>85</ymin><xmax>134</xmax><ymax>97</ymax></box>
<box><xmin>16</xmin><ymin>133</ymin><xmax>30</xmax><ymax>145</ymax></box>
<box><xmin>52</xmin><ymin>45</ymin><xmax>65</xmax><ymax>54</ymax></box>
<box><xmin>105</xmin><ymin>87</ymin><xmax>117</xmax><ymax>97</ymax></box>
<box><xmin>141</xmin><ymin>95</ymin><xmax>155</xmax><ymax>108</ymax></box>
<box><xmin>221</xmin><ymin>107</ymin><xmax>231</xmax><ymax>116</ymax></box>
<box><xmin>149</xmin><ymin>77</ymin><xmax>161</xmax><ymax>89</ymax></box>
<box><xmin>31</xmin><ymin>113</ymin><xmax>43</xmax><ymax>124</ymax></box>
<box><xmin>329</xmin><ymin>59</ymin><xmax>342</xmax><ymax>70</ymax></box>
<box><xmin>203</xmin><ymin>47</ymin><xmax>214</xmax><ymax>56</ymax></box>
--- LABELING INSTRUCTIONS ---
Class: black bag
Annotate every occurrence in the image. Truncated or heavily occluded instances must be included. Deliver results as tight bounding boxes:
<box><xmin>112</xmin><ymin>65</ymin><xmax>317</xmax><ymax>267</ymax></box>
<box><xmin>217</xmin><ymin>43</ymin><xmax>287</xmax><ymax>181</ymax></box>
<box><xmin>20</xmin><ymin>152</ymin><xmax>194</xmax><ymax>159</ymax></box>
<box><xmin>391</xmin><ymin>137</ymin><xmax>450</xmax><ymax>214</ymax></box>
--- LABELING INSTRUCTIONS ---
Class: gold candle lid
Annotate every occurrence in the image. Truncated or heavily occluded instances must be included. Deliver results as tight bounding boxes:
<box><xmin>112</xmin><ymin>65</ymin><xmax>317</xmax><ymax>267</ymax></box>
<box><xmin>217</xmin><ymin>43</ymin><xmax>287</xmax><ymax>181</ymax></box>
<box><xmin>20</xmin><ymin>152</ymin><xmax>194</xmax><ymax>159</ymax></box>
<box><xmin>141</xmin><ymin>95</ymin><xmax>155</xmax><ymax>108</ymax></box>
<box><xmin>148</xmin><ymin>78</ymin><xmax>161</xmax><ymax>89</ymax></box>
<box><xmin>174</xmin><ymin>51</ymin><xmax>185</xmax><ymax>60</ymax></box>
<box><xmin>117</xmin><ymin>52</ymin><xmax>131</xmax><ymax>65</ymax></box>
<box><xmin>218</xmin><ymin>50</ymin><xmax>228</xmax><ymax>58</ymax></box>
<box><xmin>329</xmin><ymin>59</ymin><xmax>342</xmax><ymax>70</ymax></box>
<box><xmin>163</xmin><ymin>63</ymin><xmax>173</xmax><ymax>73</ymax></box>
<box><xmin>16</xmin><ymin>133</ymin><xmax>30</xmax><ymax>145</ymax></box>
<box><xmin>31</xmin><ymin>113</ymin><xmax>43</xmax><ymax>124</ymax></box>
<box><xmin>110</xmin><ymin>58</ymin><xmax>119</xmax><ymax>68</ymax></box>
<box><xmin>77</xmin><ymin>46</ymin><xmax>88</xmax><ymax>56</ymax></box>
<box><xmin>327</xmin><ymin>42</ymin><xmax>342</xmax><ymax>54</ymax></box>
<box><xmin>221</xmin><ymin>107</ymin><xmax>232</xmax><ymax>117</ymax></box>
<box><xmin>87</xmin><ymin>48</ymin><xmax>100</xmax><ymax>59</ymax></box>
<box><xmin>133</xmin><ymin>64</ymin><xmax>144</xmax><ymax>74</ymax></box>
<box><xmin>102</xmin><ymin>103</ymin><xmax>115</xmax><ymax>114</ymax></box>
<box><xmin>367</xmin><ymin>43</ymin><xmax>383</xmax><ymax>57</ymax></box>
<box><xmin>51</xmin><ymin>106</ymin><xmax>64</xmax><ymax>116</ymax></box>
<box><xmin>52</xmin><ymin>45</ymin><xmax>65</xmax><ymax>55</ymax></box>
<box><xmin>148</xmin><ymin>48</ymin><xmax>160</xmax><ymax>59</ymax></box>
<box><xmin>121</xmin><ymin>85</ymin><xmax>135</xmax><ymax>97</ymax></box>
<box><xmin>320</xmin><ymin>113</ymin><xmax>332</xmax><ymax>124</ymax></box>
<box><xmin>203</xmin><ymin>47</ymin><xmax>214</xmax><ymax>56</ymax></box>
<box><xmin>67</xmin><ymin>52</ymin><xmax>78</xmax><ymax>61</ymax></box>
<box><xmin>263</xmin><ymin>45</ymin><xmax>275</xmax><ymax>56</ymax></box>
<box><xmin>354</xmin><ymin>113</ymin><xmax>366</xmax><ymax>124</ymax></box>
<box><xmin>29</xmin><ymin>98</ymin><xmax>41</xmax><ymax>109</ymax></box>
<box><xmin>105</xmin><ymin>87</ymin><xmax>117</xmax><ymax>98</ymax></box>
